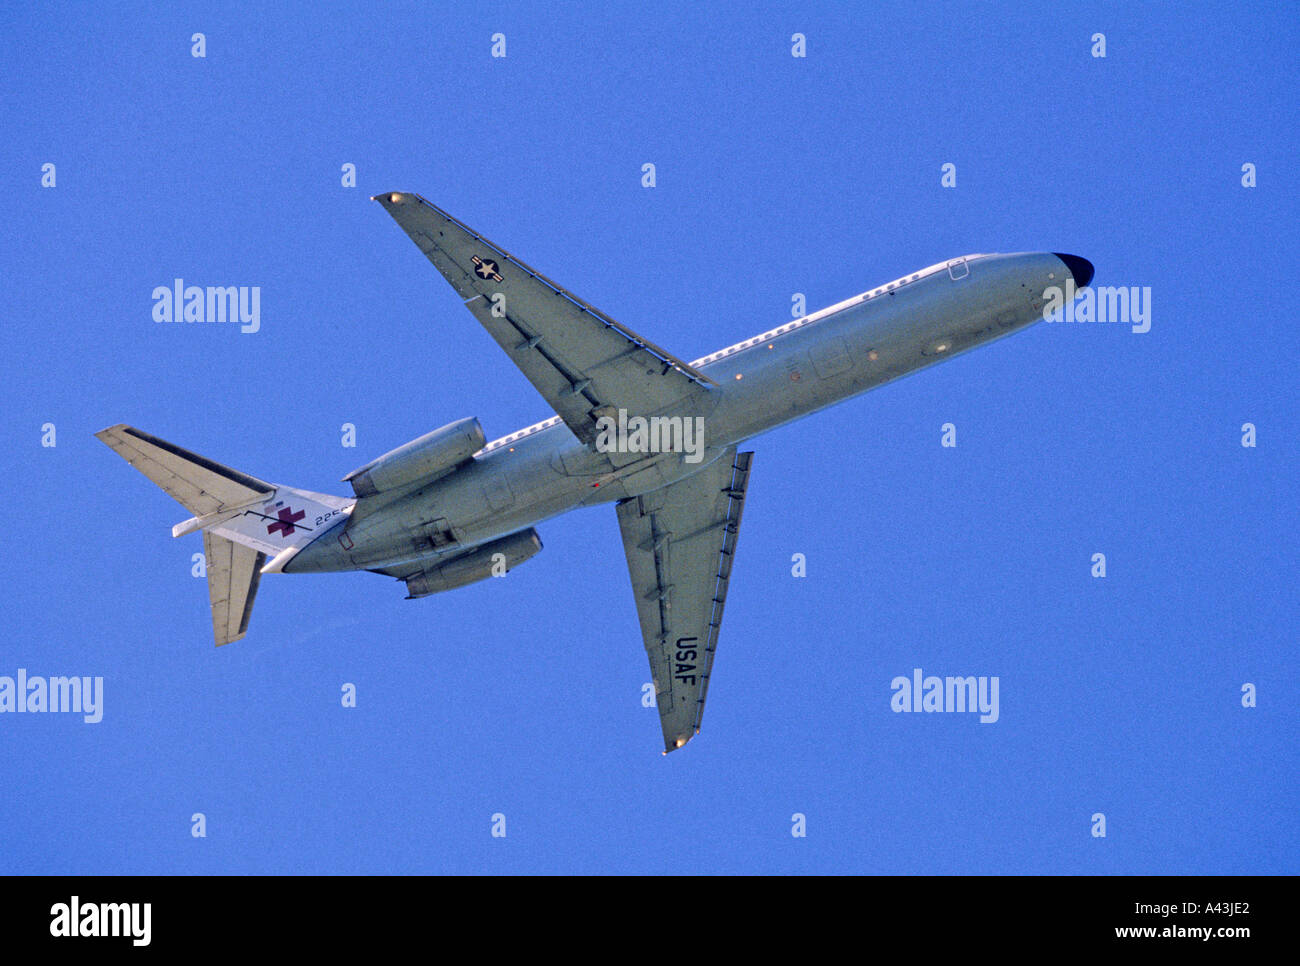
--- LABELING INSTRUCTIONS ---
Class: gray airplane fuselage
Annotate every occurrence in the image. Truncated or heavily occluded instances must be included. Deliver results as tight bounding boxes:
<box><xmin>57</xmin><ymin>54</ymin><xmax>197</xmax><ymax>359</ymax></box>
<box><xmin>286</xmin><ymin>251</ymin><xmax>1074</xmax><ymax>576</ymax></box>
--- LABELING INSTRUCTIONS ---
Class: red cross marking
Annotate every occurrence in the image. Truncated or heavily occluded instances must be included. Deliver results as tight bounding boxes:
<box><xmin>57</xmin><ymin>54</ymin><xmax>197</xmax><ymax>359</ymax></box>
<box><xmin>267</xmin><ymin>506</ymin><xmax>306</xmax><ymax>538</ymax></box>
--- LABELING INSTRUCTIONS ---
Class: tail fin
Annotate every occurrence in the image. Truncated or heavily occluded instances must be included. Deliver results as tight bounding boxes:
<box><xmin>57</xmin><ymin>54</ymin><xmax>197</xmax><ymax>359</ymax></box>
<box><xmin>96</xmin><ymin>424</ymin><xmax>353</xmax><ymax>645</ymax></box>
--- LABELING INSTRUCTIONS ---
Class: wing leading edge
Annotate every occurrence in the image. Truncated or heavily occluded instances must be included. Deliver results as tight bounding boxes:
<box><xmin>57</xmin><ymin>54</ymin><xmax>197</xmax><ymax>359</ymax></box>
<box><xmin>616</xmin><ymin>448</ymin><xmax>754</xmax><ymax>753</ymax></box>
<box><xmin>372</xmin><ymin>191</ymin><xmax>715</xmax><ymax>447</ymax></box>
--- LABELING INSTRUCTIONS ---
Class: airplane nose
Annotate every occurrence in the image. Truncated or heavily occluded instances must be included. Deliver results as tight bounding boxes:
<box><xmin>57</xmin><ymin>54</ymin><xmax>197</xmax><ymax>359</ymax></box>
<box><xmin>1053</xmin><ymin>253</ymin><xmax>1094</xmax><ymax>288</ymax></box>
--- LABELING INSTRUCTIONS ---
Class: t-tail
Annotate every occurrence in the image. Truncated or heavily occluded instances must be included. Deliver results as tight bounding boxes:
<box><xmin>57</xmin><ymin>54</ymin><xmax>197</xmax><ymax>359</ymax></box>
<box><xmin>95</xmin><ymin>425</ymin><xmax>352</xmax><ymax>645</ymax></box>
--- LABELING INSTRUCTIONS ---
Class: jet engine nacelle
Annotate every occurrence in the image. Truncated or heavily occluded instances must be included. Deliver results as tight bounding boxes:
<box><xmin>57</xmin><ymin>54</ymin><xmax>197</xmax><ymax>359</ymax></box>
<box><xmin>404</xmin><ymin>528</ymin><xmax>542</xmax><ymax>598</ymax></box>
<box><xmin>343</xmin><ymin>417</ymin><xmax>486</xmax><ymax>497</ymax></box>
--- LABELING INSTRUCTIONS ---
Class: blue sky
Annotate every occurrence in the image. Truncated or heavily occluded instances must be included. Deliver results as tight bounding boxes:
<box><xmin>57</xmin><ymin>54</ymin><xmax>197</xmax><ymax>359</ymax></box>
<box><xmin>1</xmin><ymin>1</ymin><xmax>1295</xmax><ymax>874</ymax></box>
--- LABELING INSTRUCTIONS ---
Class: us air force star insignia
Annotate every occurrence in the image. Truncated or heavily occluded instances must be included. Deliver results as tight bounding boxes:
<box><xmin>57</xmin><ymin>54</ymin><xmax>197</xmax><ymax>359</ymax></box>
<box><xmin>472</xmin><ymin>255</ymin><xmax>503</xmax><ymax>282</ymax></box>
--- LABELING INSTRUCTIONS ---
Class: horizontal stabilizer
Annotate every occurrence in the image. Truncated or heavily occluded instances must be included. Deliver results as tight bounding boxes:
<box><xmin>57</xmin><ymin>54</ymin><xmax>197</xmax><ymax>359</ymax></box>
<box><xmin>204</xmin><ymin>532</ymin><xmax>265</xmax><ymax>646</ymax></box>
<box><xmin>95</xmin><ymin>424</ymin><xmax>273</xmax><ymax>518</ymax></box>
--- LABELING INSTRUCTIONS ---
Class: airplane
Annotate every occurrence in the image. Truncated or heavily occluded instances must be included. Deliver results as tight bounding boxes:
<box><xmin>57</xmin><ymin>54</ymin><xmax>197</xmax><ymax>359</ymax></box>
<box><xmin>98</xmin><ymin>191</ymin><xmax>1094</xmax><ymax>753</ymax></box>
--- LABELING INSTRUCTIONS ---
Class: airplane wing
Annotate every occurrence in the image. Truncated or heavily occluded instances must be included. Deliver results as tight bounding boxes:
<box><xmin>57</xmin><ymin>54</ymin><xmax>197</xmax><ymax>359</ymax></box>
<box><xmin>615</xmin><ymin>448</ymin><xmax>754</xmax><ymax>753</ymax></box>
<box><xmin>202</xmin><ymin>532</ymin><xmax>265</xmax><ymax>646</ymax></box>
<box><xmin>372</xmin><ymin>192</ymin><xmax>715</xmax><ymax>447</ymax></box>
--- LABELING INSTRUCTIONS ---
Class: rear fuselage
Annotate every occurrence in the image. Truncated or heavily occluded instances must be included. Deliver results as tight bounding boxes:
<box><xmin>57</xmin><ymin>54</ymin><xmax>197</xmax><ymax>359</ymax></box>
<box><xmin>286</xmin><ymin>251</ymin><xmax>1071</xmax><ymax>574</ymax></box>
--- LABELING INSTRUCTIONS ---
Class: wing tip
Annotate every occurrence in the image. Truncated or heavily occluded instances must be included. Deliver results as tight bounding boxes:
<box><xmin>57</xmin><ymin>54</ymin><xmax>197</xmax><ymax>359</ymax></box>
<box><xmin>662</xmin><ymin>733</ymin><xmax>694</xmax><ymax>754</ymax></box>
<box><xmin>95</xmin><ymin>423</ymin><xmax>129</xmax><ymax>441</ymax></box>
